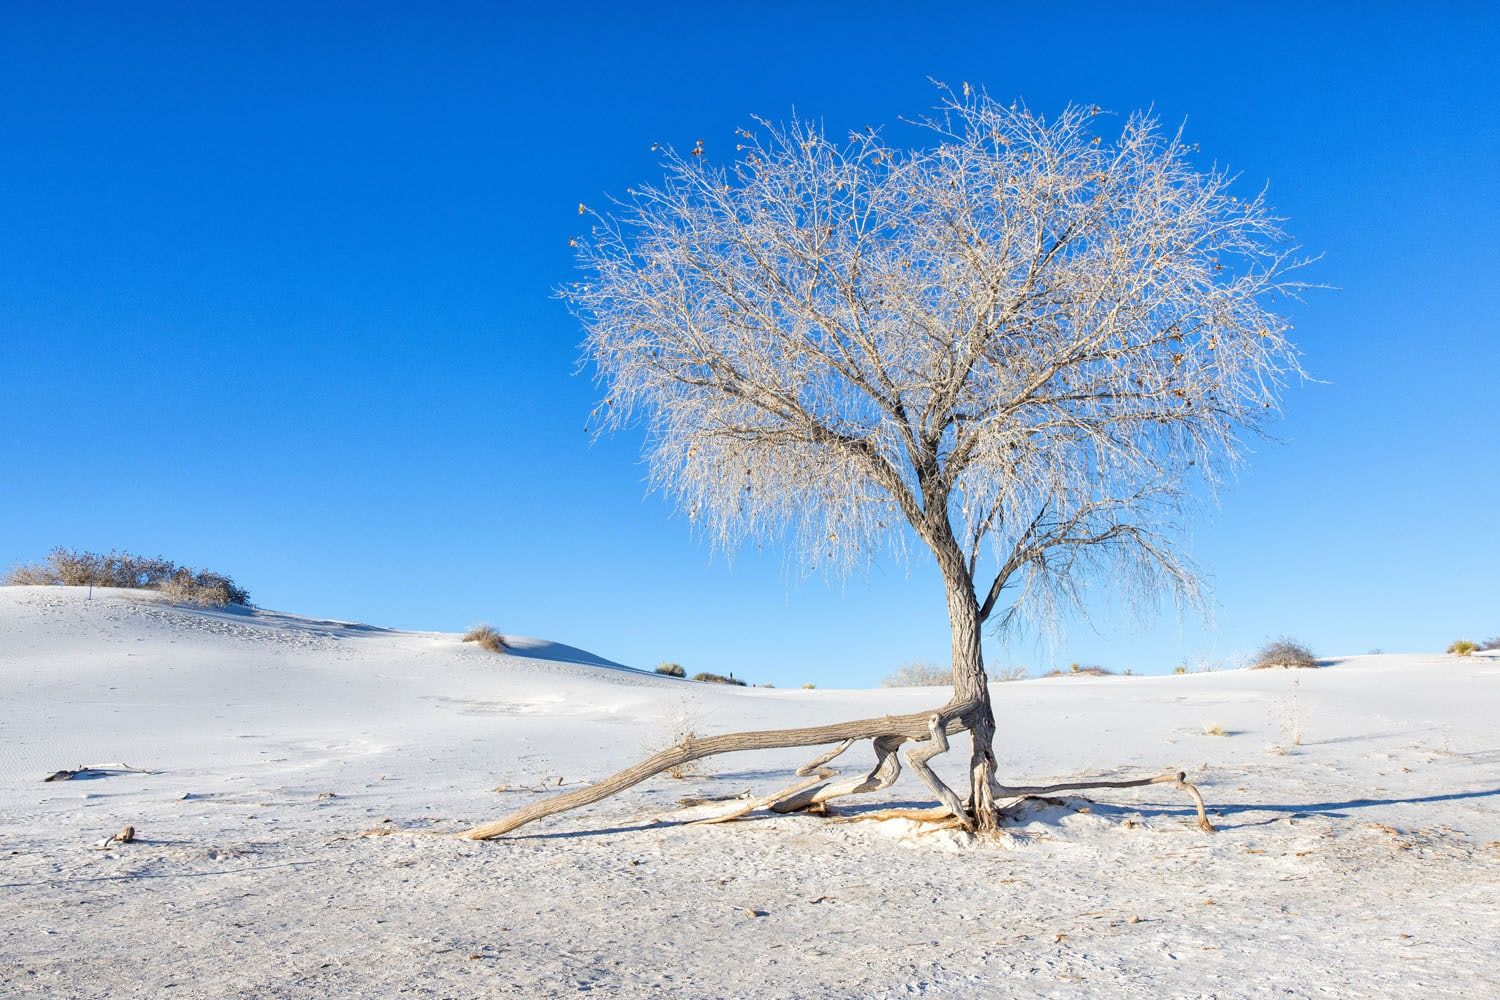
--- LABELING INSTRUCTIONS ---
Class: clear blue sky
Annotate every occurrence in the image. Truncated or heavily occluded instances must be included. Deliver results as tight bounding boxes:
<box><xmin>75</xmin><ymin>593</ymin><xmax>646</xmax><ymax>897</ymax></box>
<box><xmin>3</xmin><ymin>4</ymin><xmax>1496</xmax><ymax>683</ymax></box>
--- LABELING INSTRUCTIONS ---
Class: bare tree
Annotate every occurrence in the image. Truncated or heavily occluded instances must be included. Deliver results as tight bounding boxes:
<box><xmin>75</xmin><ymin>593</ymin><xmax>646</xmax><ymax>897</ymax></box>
<box><xmin>463</xmin><ymin>88</ymin><xmax>1304</xmax><ymax>840</ymax></box>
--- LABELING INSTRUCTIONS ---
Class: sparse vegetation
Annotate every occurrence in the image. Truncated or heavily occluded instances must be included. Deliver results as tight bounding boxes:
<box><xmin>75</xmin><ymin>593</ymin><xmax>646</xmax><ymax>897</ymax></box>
<box><xmin>1174</xmin><ymin>666</ymin><xmax>1187</xmax><ymax>675</ymax></box>
<box><xmin>1446</xmin><ymin>640</ymin><xmax>1478</xmax><ymax>657</ymax></box>
<box><xmin>801</xmin><ymin>683</ymin><xmax>816</xmax><ymax>689</ymax></box>
<box><xmin>462</xmin><ymin>624</ymin><xmax>508</xmax><ymax>653</ymax></box>
<box><xmin>655</xmin><ymin>662</ymin><xmax>687</xmax><ymax>677</ymax></box>
<box><xmin>156</xmin><ymin>570</ymin><xmax>251</xmax><ymax>607</ymax></box>
<box><xmin>691</xmin><ymin>671</ymin><xmax>746</xmax><ymax>686</ymax></box>
<box><xmin>1203</xmin><ymin>723</ymin><xmax>1228</xmax><ymax>737</ymax></box>
<box><xmin>649</xmin><ymin>700</ymin><xmax>708</xmax><ymax>779</ymax></box>
<box><xmin>1042</xmin><ymin>664</ymin><xmax>1114</xmax><ymax>678</ymax></box>
<box><xmin>987</xmin><ymin>664</ymin><xmax>1030</xmax><ymax>683</ymax></box>
<box><xmin>4</xmin><ymin>547</ymin><xmax>250</xmax><ymax>606</ymax></box>
<box><xmin>1250</xmin><ymin>637</ymin><xmax>1319</xmax><ymax>670</ymax></box>
<box><xmin>1481</xmin><ymin>637</ymin><xmax>1500</xmax><ymax>652</ymax></box>
<box><xmin>882</xmin><ymin>661</ymin><xmax>951</xmax><ymax>687</ymax></box>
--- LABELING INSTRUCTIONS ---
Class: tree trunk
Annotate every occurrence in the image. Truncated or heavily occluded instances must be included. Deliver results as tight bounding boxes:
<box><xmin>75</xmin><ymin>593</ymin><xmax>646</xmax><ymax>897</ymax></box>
<box><xmin>934</xmin><ymin>539</ymin><xmax>1003</xmax><ymax>833</ymax></box>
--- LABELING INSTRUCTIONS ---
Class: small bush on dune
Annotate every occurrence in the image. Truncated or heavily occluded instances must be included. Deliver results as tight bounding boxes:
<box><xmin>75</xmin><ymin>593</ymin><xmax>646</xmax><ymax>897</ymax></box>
<box><xmin>882</xmin><ymin>661</ymin><xmax>951</xmax><ymax>687</ymax></box>
<box><xmin>691</xmin><ymin>671</ymin><xmax>746</xmax><ymax>686</ymax></box>
<box><xmin>1042</xmin><ymin>663</ymin><xmax>1115</xmax><ymax>678</ymax></box>
<box><xmin>3</xmin><ymin>563</ymin><xmax>57</xmax><ymax>586</ymax></box>
<box><xmin>655</xmin><ymin>662</ymin><xmax>686</xmax><ymax>677</ymax></box>
<box><xmin>1480</xmin><ymin>637</ymin><xmax>1500</xmax><ymax>652</ymax></box>
<box><xmin>988</xmin><ymin>664</ymin><xmax>1030</xmax><ymax>683</ymax></box>
<box><xmin>4</xmin><ymin>547</ymin><xmax>249</xmax><ymax>606</ymax></box>
<box><xmin>158</xmin><ymin>569</ymin><xmax>251</xmax><ymax>607</ymax></box>
<box><xmin>463</xmin><ymin>624</ymin><xmax>508</xmax><ymax>653</ymax></box>
<box><xmin>1446</xmin><ymin>639</ymin><xmax>1478</xmax><ymax>657</ymax></box>
<box><xmin>1250</xmin><ymin>637</ymin><xmax>1319</xmax><ymax>670</ymax></box>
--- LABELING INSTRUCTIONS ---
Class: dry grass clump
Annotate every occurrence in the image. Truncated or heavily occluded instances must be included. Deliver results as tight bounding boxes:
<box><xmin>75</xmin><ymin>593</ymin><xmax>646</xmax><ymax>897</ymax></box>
<box><xmin>1446</xmin><ymin>639</ymin><xmax>1478</xmax><ymax>657</ymax></box>
<box><xmin>691</xmin><ymin>671</ymin><xmax>746</xmax><ymax>686</ymax></box>
<box><xmin>1202</xmin><ymin>723</ymin><xmax>1228</xmax><ymax>737</ymax></box>
<box><xmin>650</xmin><ymin>700</ymin><xmax>708</xmax><ymax>779</ymax></box>
<box><xmin>882</xmin><ymin>661</ymin><xmax>951</xmax><ymax>687</ymax></box>
<box><xmin>1250</xmin><ymin>637</ymin><xmax>1319</xmax><ymax>670</ymax></box>
<box><xmin>4</xmin><ymin>547</ymin><xmax>250</xmax><ymax>606</ymax></box>
<box><xmin>655</xmin><ymin>662</ymin><xmax>686</xmax><ymax>677</ymax></box>
<box><xmin>462</xmin><ymin>624</ymin><xmax>508</xmax><ymax>653</ymax></box>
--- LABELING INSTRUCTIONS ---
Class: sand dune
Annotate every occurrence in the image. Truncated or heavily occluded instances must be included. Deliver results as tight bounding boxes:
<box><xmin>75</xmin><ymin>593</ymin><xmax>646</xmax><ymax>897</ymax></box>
<box><xmin>2</xmin><ymin>586</ymin><xmax>1496</xmax><ymax>998</ymax></box>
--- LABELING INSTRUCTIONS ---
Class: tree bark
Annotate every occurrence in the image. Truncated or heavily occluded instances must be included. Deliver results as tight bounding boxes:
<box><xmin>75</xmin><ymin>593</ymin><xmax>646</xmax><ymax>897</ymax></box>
<box><xmin>932</xmin><ymin>530</ymin><xmax>1003</xmax><ymax>833</ymax></box>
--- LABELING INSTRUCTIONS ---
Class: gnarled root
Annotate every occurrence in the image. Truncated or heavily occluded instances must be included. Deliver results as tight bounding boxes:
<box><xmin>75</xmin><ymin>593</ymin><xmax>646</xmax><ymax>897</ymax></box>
<box><xmin>905</xmin><ymin>713</ymin><xmax>973</xmax><ymax>830</ymax></box>
<box><xmin>689</xmin><ymin>740</ymin><xmax>855</xmax><ymax>826</ymax></box>
<box><xmin>459</xmin><ymin>708</ymin><xmax>962</xmax><ymax>840</ymax></box>
<box><xmin>458</xmin><ymin>697</ymin><xmax>1215</xmax><ymax>840</ymax></box>
<box><xmin>991</xmin><ymin>770</ymin><xmax>1216</xmax><ymax>832</ymax></box>
<box><xmin>769</xmin><ymin>734</ymin><xmax>908</xmax><ymax>814</ymax></box>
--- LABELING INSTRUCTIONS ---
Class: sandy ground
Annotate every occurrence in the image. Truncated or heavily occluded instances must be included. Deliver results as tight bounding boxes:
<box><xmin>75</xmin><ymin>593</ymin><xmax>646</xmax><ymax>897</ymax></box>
<box><xmin>2</xmin><ymin>586</ymin><xmax>1496</xmax><ymax>998</ymax></box>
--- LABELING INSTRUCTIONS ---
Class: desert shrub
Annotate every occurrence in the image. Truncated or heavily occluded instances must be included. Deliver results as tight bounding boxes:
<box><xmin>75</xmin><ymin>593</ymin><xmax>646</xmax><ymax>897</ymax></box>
<box><xmin>1042</xmin><ymin>663</ymin><xmax>1114</xmax><ymax>678</ymax></box>
<box><xmin>988</xmin><ymin>664</ymin><xmax>1030</xmax><ymax>683</ymax></box>
<box><xmin>462</xmin><ymin>624</ymin><xmax>508</xmax><ymax>653</ymax></box>
<box><xmin>882</xmin><ymin>661</ymin><xmax>951</xmax><ymax>687</ymax></box>
<box><xmin>158</xmin><ymin>569</ymin><xmax>251</xmax><ymax>607</ymax></box>
<box><xmin>691</xmin><ymin>671</ymin><xmax>746</xmax><ymax>686</ymax></box>
<box><xmin>4</xmin><ymin>547</ymin><xmax>249</xmax><ymax>606</ymax></box>
<box><xmin>3</xmin><ymin>563</ymin><xmax>57</xmax><ymax>585</ymax></box>
<box><xmin>801</xmin><ymin>683</ymin><xmax>816</xmax><ymax>689</ymax></box>
<box><xmin>1173</xmin><ymin>665</ymin><xmax>1187</xmax><ymax>675</ymax></box>
<box><xmin>1480</xmin><ymin>637</ymin><xmax>1500</xmax><ymax>652</ymax></box>
<box><xmin>1250</xmin><ymin>637</ymin><xmax>1319</xmax><ymax>670</ymax></box>
<box><xmin>1446</xmin><ymin>639</ymin><xmax>1478</xmax><ymax>657</ymax></box>
<box><xmin>655</xmin><ymin>662</ymin><xmax>686</xmax><ymax>677</ymax></box>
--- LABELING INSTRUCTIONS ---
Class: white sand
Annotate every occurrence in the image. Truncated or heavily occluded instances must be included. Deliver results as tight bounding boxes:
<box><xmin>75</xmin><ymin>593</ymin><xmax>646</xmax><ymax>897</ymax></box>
<box><xmin>2</xmin><ymin>586</ymin><xmax>1496</xmax><ymax>997</ymax></box>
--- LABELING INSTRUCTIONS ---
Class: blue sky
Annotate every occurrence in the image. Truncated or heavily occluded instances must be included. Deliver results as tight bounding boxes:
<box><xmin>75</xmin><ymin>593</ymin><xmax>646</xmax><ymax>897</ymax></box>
<box><xmin>2</xmin><ymin>4</ymin><xmax>1496</xmax><ymax>684</ymax></box>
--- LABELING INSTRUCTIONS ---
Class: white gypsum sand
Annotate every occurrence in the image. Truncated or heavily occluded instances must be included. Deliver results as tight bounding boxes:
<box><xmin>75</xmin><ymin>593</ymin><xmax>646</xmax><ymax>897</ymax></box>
<box><xmin>1</xmin><ymin>586</ymin><xmax>1496</xmax><ymax>998</ymax></box>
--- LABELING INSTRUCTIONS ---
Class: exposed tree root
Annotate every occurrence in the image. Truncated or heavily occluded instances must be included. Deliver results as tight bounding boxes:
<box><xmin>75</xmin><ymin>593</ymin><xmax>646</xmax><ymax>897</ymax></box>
<box><xmin>688</xmin><ymin>740</ymin><xmax>853</xmax><ymax>826</ymax></box>
<box><xmin>836</xmin><ymin>805</ymin><xmax>965</xmax><ymax>827</ymax></box>
<box><xmin>459</xmin><ymin>702</ymin><xmax>1215</xmax><ymax>840</ymax></box>
<box><xmin>905</xmin><ymin>714</ymin><xmax>973</xmax><ymax>830</ymax></box>
<box><xmin>459</xmin><ymin>708</ymin><xmax>963</xmax><ymax>840</ymax></box>
<box><xmin>769</xmin><ymin>734</ymin><xmax>907</xmax><ymax>814</ymax></box>
<box><xmin>991</xmin><ymin>771</ymin><xmax>1216</xmax><ymax>832</ymax></box>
